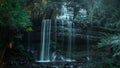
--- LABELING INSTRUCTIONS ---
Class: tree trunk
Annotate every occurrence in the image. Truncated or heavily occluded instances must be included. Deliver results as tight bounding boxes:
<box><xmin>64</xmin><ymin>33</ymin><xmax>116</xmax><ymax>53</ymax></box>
<box><xmin>0</xmin><ymin>27</ymin><xmax>14</xmax><ymax>64</ymax></box>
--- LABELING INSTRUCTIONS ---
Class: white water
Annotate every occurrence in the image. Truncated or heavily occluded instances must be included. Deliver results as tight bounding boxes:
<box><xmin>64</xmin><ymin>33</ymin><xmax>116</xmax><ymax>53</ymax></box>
<box><xmin>79</xmin><ymin>8</ymin><xmax>87</xmax><ymax>18</ymax></box>
<box><xmin>56</xmin><ymin>2</ymin><xmax>74</xmax><ymax>61</ymax></box>
<box><xmin>37</xmin><ymin>2</ymin><xmax>75</xmax><ymax>62</ymax></box>
<box><xmin>67</xmin><ymin>21</ymin><xmax>72</xmax><ymax>59</ymax></box>
<box><xmin>37</xmin><ymin>19</ymin><xmax>51</xmax><ymax>62</ymax></box>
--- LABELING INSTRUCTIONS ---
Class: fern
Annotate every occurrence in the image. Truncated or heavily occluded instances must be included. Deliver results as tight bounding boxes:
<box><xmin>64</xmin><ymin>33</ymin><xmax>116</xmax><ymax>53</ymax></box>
<box><xmin>97</xmin><ymin>35</ymin><xmax>120</xmax><ymax>56</ymax></box>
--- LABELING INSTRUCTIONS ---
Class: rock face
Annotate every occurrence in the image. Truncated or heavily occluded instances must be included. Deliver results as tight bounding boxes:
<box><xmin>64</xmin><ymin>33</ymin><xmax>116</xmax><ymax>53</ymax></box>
<box><xmin>22</xmin><ymin>19</ymin><xmax>103</xmax><ymax>61</ymax></box>
<box><xmin>22</xmin><ymin>1</ymin><xmax>106</xmax><ymax>62</ymax></box>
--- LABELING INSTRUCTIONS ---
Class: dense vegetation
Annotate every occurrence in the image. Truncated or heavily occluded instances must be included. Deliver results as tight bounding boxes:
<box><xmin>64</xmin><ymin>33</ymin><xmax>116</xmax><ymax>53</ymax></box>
<box><xmin>0</xmin><ymin>0</ymin><xmax>32</xmax><ymax>67</ymax></box>
<box><xmin>0</xmin><ymin>0</ymin><xmax>120</xmax><ymax>68</ymax></box>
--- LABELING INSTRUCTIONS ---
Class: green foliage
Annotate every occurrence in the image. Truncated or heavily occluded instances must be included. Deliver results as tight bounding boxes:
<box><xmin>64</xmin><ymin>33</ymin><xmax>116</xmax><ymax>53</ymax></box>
<box><xmin>16</xmin><ymin>45</ymin><xmax>25</xmax><ymax>51</ymax></box>
<box><xmin>0</xmin><ymin>0</ymin><xmax>32</xmax><ymax>63</ymax></box>
<box><xmin>0</xmin><ymin>0</ymin><xmax>32</xmax><ymax>46</ymax></box>
<box><xmin>0</xmin><ymin>0</ymin><xmax>32</xmax><ymax>30</ymax></box>
<box><xmin>112</xmin><ymin>20</ymin><xmax>120</xmax><ymax>29</ymax></box>
<box><xmin>93</xmin><ymin>58</ymin><xmax>118</xmax><ymax>68</ymax></box>
<box><xmin>73</xmin><ymin>0</ymin><xmax>120</xmax><ymax>28</ymax></box>
<box><xmin>97</xmin><ymin>35</ymin><xmax>120</xmax><ymax>56</ymax></box>
<box><xmin>73</xmin><ymin>11</ymin><xmax>88</xmax><ymax>24</ymax></box>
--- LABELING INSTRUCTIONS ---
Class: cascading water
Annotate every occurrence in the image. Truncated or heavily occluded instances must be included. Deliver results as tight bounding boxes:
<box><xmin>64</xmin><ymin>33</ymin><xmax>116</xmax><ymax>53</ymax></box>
<box><xmin>61</xmin><ymin>20</ymin><xmax>65</xmax><ymax>51</ymax></box>
<box><xmin>79</xmin><ymin>8</ymin><xmax>90</xmax><ymax>61</ymax></box>
<box><xmin>54</xmin><ymin>20</ymin><xmax>57</xmax><ymax>51</ymax></box>
<box><xmin>56</xmin><ymin>2</ymin><xmax>74</xmax><ymax>62</ymax></box>
<box><xmin>67</xmin><ymin>21</ymin><xmax>72</xmax><ymax>60</ymax></box>
<box><xmin>36</xmin><ymin>2</ymin><xmax>75</xmax><ymax>62</ymax></box>
<box><xmin>38</xmin><ymin>19</ymin><xmax>51</xmax><ymax>62</ymax></box>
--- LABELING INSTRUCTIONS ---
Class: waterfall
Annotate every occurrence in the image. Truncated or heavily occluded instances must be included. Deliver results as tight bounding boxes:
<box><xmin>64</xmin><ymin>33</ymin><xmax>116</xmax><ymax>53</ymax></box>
<box><xmin>67</xmin><ymin>21</ymin><xmax>72</xmax><ymax>60</ymax></box>
<box><xmin>61</xmin><ymin>20</ymin><xmax>65</xmax><ymax>51</ymax></box>
<box><xmin>54</xmin><ymin>20</ymin><xmax>57</xmax><ymax>50</ymax></box>
<box><xmin>39</xmin><ymin>19</ymin><xmax>51</xmax><ymax>62</ymax></box>
<box><xmin>56</xmin><ymin>2</ymin><xmax>74</xmax><ymax>62</ymax></box>
<box><xmin>87</xmin><ymin>32</ymin><xmax>90</xmax><ymax>60</ymax></box>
